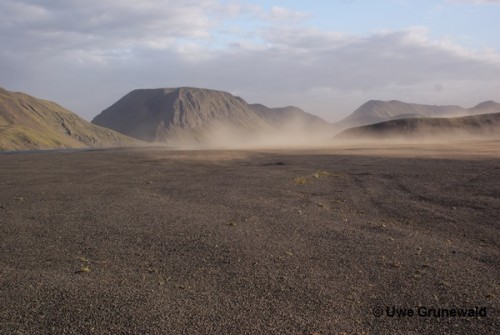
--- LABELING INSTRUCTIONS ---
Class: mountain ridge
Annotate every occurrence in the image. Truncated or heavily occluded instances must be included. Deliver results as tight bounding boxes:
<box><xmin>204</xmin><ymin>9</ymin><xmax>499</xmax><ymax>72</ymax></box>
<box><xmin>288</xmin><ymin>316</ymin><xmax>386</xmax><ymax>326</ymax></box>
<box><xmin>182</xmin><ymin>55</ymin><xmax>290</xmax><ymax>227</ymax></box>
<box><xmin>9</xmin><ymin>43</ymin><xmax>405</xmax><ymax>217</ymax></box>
<box><xmin>3</xmin><ymin>85</ymin><xmax>499</xmax><ymax>150</ymax></box>
<box><xmin>335</xmin><ymin>100</ymin><xmax>468</xmax><ymax>130</ymax></box>
<box><xmin>333</xmin><ymin>99</ymin><xmax>500</xmax><ymax>133</ymax></box>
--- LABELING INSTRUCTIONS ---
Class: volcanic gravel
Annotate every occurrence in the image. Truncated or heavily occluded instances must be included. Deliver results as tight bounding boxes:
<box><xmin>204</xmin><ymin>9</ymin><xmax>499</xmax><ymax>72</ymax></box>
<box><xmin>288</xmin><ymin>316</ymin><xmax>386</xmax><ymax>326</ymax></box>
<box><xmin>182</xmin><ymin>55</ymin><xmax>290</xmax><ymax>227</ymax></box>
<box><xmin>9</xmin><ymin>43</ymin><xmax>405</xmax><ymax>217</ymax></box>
<box><xmin>0</xmin><ymin>146</ymin><xmax>499</xmax><ymax>334</ymax></box>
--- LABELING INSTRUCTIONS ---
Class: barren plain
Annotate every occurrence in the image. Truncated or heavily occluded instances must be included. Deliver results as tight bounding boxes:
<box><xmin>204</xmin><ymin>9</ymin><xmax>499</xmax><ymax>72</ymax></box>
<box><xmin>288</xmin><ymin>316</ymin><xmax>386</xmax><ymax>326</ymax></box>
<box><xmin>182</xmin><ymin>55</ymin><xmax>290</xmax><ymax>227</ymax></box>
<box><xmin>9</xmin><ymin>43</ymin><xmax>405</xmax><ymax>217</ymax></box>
<box><xmin>0</xmin><ymin>140</ymin><xmax>499</xmax><ymax>334</ymax></box>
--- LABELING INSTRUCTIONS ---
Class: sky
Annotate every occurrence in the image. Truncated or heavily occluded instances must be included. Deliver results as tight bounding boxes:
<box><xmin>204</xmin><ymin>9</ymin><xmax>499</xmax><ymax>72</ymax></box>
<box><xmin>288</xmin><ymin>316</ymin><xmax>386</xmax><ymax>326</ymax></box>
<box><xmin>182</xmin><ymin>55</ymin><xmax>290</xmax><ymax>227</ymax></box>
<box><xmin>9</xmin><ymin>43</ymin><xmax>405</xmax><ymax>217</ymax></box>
<box><xmin>1</xmin><ymin>0</ymin><xmax>500</xmax><ymax>122</ymax></box>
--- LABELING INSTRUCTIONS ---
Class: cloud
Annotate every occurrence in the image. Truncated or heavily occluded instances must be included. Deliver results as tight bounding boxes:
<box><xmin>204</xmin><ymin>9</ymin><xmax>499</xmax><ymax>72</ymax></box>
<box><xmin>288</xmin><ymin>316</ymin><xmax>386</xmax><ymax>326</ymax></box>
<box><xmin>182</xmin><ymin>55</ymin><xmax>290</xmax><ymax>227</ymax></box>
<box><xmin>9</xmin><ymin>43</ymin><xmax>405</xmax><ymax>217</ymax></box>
<box><xmin>446</xmin><ymin>0</ymin><xmax>500</xmax><ymax>4</ymax></box>
<box><xmin>0</xmin><ymin>0</ymin><xmax>216</xmax><ymax>58</ymax></box>
<box><xmin>1</xmin><ymin>0</ymin><xmax>500</xmax><ymax>122</ymax></box>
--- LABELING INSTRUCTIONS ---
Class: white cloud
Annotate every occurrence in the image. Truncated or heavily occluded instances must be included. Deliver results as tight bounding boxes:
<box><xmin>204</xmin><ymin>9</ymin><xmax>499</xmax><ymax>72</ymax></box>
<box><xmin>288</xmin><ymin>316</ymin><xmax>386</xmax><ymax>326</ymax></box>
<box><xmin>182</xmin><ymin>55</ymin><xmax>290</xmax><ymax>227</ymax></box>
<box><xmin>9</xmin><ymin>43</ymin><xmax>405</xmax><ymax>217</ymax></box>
<box><xmin>0</xmin><ymin>0</ymin><xmax>216</xmax><ymax>58</ymax></box>
<box><xmin>1</xmin><ymin>0</ymin><xmax>499</xmax><ymax>122</ymax></box>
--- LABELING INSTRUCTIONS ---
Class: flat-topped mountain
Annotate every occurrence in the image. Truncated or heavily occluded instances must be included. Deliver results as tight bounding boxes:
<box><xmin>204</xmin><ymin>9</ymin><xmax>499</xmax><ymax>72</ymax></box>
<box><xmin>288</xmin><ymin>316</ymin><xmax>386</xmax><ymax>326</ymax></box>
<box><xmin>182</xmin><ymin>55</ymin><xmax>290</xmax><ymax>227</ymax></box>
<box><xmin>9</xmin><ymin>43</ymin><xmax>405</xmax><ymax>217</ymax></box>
<box><xmin>335</xmin><ymin>112</ymin><xmax>500</xmax><ymax>140</ymax></box>
<box><xmin>92</xmin><ymin>87</ymin><xmax>332</xmax><ymax>146</ymax></box>
<box><xmin>0</xmin><ymin>87</ymin><xmax>141</xmax><ymax>151</ymax></box>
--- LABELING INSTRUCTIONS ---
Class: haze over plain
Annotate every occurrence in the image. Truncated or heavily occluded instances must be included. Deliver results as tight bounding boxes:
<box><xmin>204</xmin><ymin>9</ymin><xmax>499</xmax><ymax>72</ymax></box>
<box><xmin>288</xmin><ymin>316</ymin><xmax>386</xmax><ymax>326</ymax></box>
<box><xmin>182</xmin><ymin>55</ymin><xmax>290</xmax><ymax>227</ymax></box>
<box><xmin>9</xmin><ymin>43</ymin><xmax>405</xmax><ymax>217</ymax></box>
<box><xmin>1</xmin><ymin>0</ymin><xmax>500</xmax><ymax>122</ymax></box>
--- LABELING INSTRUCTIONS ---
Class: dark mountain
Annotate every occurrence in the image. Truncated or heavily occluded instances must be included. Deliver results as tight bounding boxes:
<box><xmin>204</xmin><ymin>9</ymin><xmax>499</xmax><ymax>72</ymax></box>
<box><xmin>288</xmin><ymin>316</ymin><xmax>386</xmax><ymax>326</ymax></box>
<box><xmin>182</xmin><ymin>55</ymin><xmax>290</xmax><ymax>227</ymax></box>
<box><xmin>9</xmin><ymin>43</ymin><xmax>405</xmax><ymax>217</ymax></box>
<box><xmin>335</xmin><ymin>112</ymin><xmax>500</xmax><ymax>140</ymax></box>
<box><xmin>92</xmin><ymin>87</ymin><xmax>332</xmax><ymax>145</ymax></box>
<box><xmin>0</xmin><ymin>87</ymin><xmax>141</xmax><ymax>151</ymax></box>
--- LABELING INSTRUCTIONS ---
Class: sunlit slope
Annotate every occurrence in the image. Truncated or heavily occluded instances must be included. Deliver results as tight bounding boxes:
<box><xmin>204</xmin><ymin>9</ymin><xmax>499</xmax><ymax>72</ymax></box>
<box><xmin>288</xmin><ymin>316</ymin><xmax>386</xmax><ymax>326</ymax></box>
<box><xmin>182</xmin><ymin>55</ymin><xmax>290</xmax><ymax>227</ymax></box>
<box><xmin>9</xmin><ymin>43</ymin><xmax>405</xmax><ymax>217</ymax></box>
<box><xmin>0</xmin><ymin>87</ymin><xmax>141</xmax><ymax>151</ymax></box>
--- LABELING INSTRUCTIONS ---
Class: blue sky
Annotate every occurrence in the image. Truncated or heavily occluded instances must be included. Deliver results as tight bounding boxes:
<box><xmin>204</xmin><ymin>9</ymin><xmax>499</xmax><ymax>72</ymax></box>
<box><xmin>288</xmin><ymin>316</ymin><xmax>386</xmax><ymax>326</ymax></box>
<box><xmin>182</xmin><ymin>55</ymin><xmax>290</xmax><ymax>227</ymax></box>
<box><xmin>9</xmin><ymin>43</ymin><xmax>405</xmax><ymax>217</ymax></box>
<box><xmin>1</xmin><ymin>0</ymin><xmax>500</xmax><ymax>121</ymax></box>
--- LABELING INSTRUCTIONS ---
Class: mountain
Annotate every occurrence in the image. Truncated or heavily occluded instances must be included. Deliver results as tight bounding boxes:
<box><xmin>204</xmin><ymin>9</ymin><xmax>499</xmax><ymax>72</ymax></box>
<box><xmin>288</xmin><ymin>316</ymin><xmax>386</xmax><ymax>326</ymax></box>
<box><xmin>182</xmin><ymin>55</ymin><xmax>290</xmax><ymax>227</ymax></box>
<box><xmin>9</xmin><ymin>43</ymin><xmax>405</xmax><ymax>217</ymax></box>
<box><xmin>335</xmin><ymin>112</ymin><xmax>500</xmax><ymax>140</ymax></box>
<box><xmin>92</xmin><ymin>87</ymin><xmax>332</xmax><ymax>146</ymax></box>
<box><xmin>335</xmin><ymin>100</ymin><xmax>467</xmax><ymax>131</ymax></box>
<box><xmin>469</xmin><ymin>101</ymin><xmax>500</xmax><ymax>115</ymax></box>
<box><xmin>250</xmin><ymin>103</ymin><xmax>332</xmax><ymax>132</ymax></box>
<box><xmin>92</xmin><ymin>87</ymin><xmax>272</xmax><ymax>143</ymax></box>
<box><xmin>0</xmin><ymin>87</ymin><xmax>141</xmax><ymax>151</ymax></box>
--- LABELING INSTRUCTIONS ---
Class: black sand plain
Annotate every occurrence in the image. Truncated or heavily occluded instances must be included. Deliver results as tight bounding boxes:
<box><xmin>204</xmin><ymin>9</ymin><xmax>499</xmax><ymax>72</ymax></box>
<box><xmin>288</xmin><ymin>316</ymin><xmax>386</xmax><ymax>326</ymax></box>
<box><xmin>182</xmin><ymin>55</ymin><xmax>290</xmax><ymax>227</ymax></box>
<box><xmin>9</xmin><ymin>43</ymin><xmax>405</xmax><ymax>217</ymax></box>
<box><xmin>0</xmin><ymin>141</ymin><xmax>499</xmax><ymax>334</ymax></box>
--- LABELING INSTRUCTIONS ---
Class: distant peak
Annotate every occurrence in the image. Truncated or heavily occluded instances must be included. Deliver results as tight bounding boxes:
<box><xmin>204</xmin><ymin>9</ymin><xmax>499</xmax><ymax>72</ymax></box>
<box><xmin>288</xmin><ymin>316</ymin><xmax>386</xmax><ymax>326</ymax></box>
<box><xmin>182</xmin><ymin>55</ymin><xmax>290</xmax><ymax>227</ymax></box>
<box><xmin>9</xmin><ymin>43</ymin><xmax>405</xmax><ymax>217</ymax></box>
<box><xmin>359</xmin><ymin>99</ymin><xmax>406</xmax><ymax>107</ymax></box>
<box><xmin>473</xmin><ymin>100</ymin><xmax>499</xmax><ymax>109</ymax></box>
<box><xmin>363</xmin><ymin>100</ymin><xmax>384</xmax><ymax>105</ymax></box>
<box><xmin>356</xmin><ymin>100</ymin><xmax>394</xmax><ymax>110</ymax></box>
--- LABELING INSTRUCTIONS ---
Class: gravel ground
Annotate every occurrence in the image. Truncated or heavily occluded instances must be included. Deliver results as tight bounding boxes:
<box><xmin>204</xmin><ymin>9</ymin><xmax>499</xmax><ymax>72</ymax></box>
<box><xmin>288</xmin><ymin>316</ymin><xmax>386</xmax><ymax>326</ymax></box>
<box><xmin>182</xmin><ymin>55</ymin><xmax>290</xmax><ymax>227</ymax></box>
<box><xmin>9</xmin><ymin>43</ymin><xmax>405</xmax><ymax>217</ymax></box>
<box><xmin>0</xmin><ymin>144</ymin><xmax>499</xmax><ymax>334</ymax></box>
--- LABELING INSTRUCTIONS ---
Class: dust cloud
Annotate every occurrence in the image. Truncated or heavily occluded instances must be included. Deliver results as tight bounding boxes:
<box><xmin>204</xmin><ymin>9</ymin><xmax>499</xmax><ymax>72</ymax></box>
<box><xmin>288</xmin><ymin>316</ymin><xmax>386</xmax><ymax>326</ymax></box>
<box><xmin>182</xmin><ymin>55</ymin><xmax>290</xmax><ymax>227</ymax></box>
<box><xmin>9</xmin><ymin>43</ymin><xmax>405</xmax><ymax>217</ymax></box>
<box><xmin>135</xmin><ymin>112</ymin><xmax>500</xmax><ymax>160</ymax></box>
<box><xmin>162</xmin><ymin>116</ymin><xmax>336</xmax><ymax>150</ymax></box>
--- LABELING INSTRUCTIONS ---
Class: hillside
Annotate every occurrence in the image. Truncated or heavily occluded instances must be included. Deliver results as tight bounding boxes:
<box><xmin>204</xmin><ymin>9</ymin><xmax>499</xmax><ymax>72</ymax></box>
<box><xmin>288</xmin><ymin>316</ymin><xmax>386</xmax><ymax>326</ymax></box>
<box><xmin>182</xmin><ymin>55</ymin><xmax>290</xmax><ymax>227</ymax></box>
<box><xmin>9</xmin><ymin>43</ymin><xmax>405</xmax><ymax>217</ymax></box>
<box><xmin>92</xmin><ymin>87</ymin><xmax>332</xmax><ymax>146</ymax></box>
<box><xmin>335</xmin><ymin>112</ymin><xmax>500</xmax><ymax>140</ymax></box>
<box><xmin>0</xmin><ymin>87</ymin><xmax>141</xmax><ymax>151</ymax></box>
